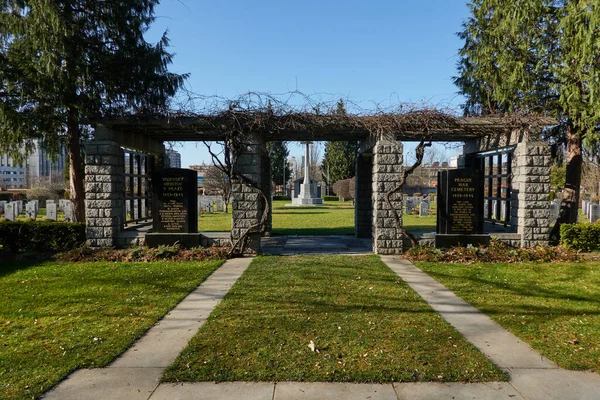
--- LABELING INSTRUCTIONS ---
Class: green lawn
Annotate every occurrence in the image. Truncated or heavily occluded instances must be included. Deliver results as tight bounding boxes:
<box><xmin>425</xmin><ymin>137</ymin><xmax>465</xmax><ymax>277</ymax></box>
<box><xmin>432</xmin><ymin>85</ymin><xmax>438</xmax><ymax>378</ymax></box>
<box><xmin>403</xmin><ymin>213</ymin><xmax>436</xmax><ymax>233</ymax></box>
<box><xmin>198</xmin><ymin>200</ymin><xmax>355</xmax><ymax>235</ymax></box>
<box><xmin>163</xmin><ymin>255</ymin><xmax>505</xmax><ymax>383</ymax></box>
<box><xmin>198</xmin><ymin>200</ymin><xmax>435</xmax><ymax>236</ymax></box>
<box><xmin>0</xmin><ymin>259</ymin><xmax>224</xmax><ymax>400</ymax></box>
<box><xmin>415</xmin><ymin>261</ymin><xmax>600</xmax><ymax>371</ymax></box>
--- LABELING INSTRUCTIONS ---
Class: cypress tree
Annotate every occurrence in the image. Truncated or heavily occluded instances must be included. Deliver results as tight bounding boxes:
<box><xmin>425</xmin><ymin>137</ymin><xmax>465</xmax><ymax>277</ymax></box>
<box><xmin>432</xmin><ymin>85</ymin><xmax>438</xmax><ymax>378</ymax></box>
<box><xmin>455</xmin><ymin>0</ymin><xmax>600</xmax><ymax>226</ymax></box>
<box><xmin>0</xmin><ymin>1</ymin><xmax>187</xmax><ymax>221</ymax></box>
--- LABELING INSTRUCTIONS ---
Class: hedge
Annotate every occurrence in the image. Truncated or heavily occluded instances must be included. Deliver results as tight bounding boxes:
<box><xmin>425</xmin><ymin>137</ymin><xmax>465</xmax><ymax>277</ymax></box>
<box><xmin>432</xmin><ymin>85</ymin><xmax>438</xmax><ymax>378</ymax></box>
<box><xmin>0</xmin><ymin>221</ymin><xmax>86</xmax><ymax>254</ymax></box>
<box><xmin>560</xmin><ymin>223</ymin><xmax>600</xmax><ymax>252</ymax></box>
<box><xmin>272</xmin><ymin>195</ymin><xmax>290</xmax><ymax>201</ymax></box>
<box><xmin>323</xmin><ymin>196</ymin><xmax>339</xmax><ymax>202</ymax></box>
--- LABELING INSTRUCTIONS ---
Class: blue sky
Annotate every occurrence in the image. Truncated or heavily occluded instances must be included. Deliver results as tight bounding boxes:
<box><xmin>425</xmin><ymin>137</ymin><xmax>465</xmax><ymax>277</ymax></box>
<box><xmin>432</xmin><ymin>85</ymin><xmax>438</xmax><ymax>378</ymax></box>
<box><xmin>146</xmin><ymin>0</ymin><xmax>471</xmax><ymax>167</ymax></box>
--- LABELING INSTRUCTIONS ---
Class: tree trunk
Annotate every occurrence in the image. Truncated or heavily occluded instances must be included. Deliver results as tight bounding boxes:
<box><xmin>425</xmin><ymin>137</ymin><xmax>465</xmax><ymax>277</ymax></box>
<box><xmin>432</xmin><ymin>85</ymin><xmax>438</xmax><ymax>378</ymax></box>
<box><xmin>67</xmin><ymin>108</ymin><xmax>85</xmax><ymax>223</ymax></box>
<box><xmin>550</xmin><ymin>122</ymin><xmax>582</xmax><ymax>242</ymax></box>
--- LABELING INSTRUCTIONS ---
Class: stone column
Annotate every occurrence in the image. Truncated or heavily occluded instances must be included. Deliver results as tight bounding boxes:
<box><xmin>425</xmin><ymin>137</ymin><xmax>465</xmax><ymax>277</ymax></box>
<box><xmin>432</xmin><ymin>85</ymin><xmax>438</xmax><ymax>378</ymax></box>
<box><xmin>513</xmin><ymin>142</ymin><xmax>551</xmax><ymax>247</ymax></box>
<box><xmin>355</xmin><ymin>151</ymin><xmax>373</xmax><ymax>238</ymax></box>
<box><xmin>231</xmin><ymin>134</ymin><xmax>267</xmax><ymax>254</ymax></box>
<box><xmin>84</xmin><ymin>140</ymin><xmax>125</xmax><ymax>247</ymax></box>
<box><xmin>372</xmin><ymin>139</ymin><xmax>404</xmax><ymax>254</ymax></box>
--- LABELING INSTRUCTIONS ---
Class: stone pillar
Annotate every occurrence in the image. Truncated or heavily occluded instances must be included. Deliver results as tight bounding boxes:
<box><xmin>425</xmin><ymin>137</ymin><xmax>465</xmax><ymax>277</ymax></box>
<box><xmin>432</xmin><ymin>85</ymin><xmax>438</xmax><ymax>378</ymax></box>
<box><xmin>84</xmin><ymin>140</ymin><xmax>125</xmax><ymax>248</ymax></box>
<box><xmin>231</xmin><ymin>135</ymin><xmax>267</xmax><ymax>254</ymax></box>
<box><xmin>513</xmin><ymin>142</ymin><xmax>551</xmax><ymax>247</ymax></box>
<box><xmin>372</xmin><ymin>139</ymin><xmax>403</xmax><ymax>254</ymax></box>
<box><xmin>355</xmin><ymin>151</ymin><xmax>373</xmax><ymax>238</ymax></box>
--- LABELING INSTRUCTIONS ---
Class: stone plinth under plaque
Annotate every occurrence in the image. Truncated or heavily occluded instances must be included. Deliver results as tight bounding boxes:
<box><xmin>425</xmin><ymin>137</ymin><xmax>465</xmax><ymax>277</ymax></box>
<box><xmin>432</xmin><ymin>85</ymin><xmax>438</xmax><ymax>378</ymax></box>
<box><xmin>146</xmin><ymin>168</ymin><xmax>200</xmax><ymax>248</ymax></box>
<box><xmin>436</xmin><ymin>168</ymin><xmax>489</xmax><ymax>248</ymax></box>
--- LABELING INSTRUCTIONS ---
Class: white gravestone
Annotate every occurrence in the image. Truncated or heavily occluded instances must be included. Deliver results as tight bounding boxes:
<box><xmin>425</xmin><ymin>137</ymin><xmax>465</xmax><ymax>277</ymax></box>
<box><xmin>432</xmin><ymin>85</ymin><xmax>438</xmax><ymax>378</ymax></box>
<box><xmin>63</xmin><ymin>202</ymin><xmax>73</xmax><ymax>222</ymax></box>
<box><xmin>216</xmin><ymin>201</ymin><xmax>224</xmax><ymax>212</ymax></box>
<box><xmin>405</xmin><ymin>197</ymin><xmax>417</xmax><ymax>214</ymax></box>
<box><xmin>583</xmin><ymin>200</ymin><xmax>589</xmax><ymax>216</ymax></box>
<box><xmin>26</xmin><ymin>202</ymin><xmax>37</xmax><ymax>219</ymax></box>
<box><xmin>590</xmin><ymin>203</ymin><xmax>600</xmax><ymax>224</ymax></box>
<box><xmin>46</xmin><ymin>203</ymin><xmax>57</xmax><ymax>221</ymax></box>
<box><xmin>46</xmin><ymin>199</ymin><xmax>55</xmax><ymax>208</ymax></box>
<box><xmin>419</xmin><ymin>200</ymin><xmax>429</xmax><ymax>216</ymax></box>
<box><xmin>31</xmin><ymin>200</ymin><xmax>39</xmax><ymax>212</ymax></box>
<box><xmin>5</xmin><ymin>203</ymin><xmax>15</xmax><ymax>221</ymax></box>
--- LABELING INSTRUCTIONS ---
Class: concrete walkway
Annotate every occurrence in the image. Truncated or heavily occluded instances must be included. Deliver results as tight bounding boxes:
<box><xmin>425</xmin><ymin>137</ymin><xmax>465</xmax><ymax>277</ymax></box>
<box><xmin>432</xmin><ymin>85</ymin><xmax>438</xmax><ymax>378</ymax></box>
<box><xmin>43</xmin><ymin>255</ymin><xmax>600</xmax><ymax>400</ymax></box>
<box><xmin>42</xmin><ymin>257</ymin><xmax>253</xmax><ymax>400</ymax></box>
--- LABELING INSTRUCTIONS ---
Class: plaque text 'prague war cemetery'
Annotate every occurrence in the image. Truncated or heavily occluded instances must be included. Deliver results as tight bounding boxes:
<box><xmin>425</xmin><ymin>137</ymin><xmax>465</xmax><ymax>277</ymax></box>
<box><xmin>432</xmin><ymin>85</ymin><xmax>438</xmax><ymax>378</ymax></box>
<box><xmin>152</xmin><ymin>168</ymin><xmax>198</xmax><ymax>234</ymax></box>
<box><xmin>437</xmin><ymin>168</ymin><xmax>484</xmax><ymax>238</ymax></box>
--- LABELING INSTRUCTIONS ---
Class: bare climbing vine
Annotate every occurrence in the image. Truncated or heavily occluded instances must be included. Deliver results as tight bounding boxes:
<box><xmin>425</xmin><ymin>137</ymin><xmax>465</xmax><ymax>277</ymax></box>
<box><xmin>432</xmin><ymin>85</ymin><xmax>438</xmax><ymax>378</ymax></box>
<box><xmin>120</xmin><ymin>92</ymin><xmax>550</xmax><ymax>255</ymax></box>
<box><xmin>384</xmin><ymin>136</ymin><xmax>432</xmax><ymax>248</ymax></box>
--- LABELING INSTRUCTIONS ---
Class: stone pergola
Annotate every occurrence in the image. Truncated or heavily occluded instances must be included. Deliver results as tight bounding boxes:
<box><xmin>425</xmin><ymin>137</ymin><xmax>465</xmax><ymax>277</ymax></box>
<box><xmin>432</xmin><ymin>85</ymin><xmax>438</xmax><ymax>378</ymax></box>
<box><xmin>85</xmin><ymin>114</ymin><xmax>556</xmax><ymax>254</ymax></box>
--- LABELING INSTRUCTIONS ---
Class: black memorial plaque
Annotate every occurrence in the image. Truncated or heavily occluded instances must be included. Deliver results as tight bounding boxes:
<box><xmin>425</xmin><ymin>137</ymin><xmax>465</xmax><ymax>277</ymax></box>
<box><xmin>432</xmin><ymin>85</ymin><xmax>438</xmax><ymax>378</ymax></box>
<box><xmin>437</xmin><ymin>168</ymin><xmax>483</xmax><ymax>235</ymax></box>
<box><xmin>152</xmin><ymin>168</ymin><xmax>198</xmax><ymax>234</ymax></box>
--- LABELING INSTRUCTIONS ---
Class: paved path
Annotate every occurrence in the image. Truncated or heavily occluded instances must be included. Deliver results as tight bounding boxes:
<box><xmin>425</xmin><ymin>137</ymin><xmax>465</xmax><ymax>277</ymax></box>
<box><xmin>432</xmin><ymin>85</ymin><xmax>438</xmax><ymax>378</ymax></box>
<box><xmin>42</xmin><ymin>257</ymin><xmax>253</xmax><ymax>400</ymax></box>
<box><xmin>261</xmin><ymin>235</ymin><xmax>372</xmax><ymax>255</ymax></box>
<box><xmin>43</xmin><ymin>255</ymin><xmax>600</xmax><ymax>400</ymax></box>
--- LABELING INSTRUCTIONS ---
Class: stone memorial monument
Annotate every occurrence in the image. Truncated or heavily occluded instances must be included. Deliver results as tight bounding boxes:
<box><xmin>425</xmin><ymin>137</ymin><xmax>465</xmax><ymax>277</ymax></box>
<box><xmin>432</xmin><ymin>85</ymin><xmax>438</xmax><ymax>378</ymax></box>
<box><xmin>436</xmin><ymin>168</ymin><xmax>488</xmax><ymax>247</ymax></box>
<box><xmin>146</xmin><ymin>168</ymin><xmax>199</xmax><ymax>247</ymax></box>
<box><xmin>46</xmin><ymin>199</ymin><xmax>55</xmax><ymax>208</ymax></box>
<box><xmin>291</xmin><ymin>142</ymin><xmax>323</xmax><ymax>206</ymax></box>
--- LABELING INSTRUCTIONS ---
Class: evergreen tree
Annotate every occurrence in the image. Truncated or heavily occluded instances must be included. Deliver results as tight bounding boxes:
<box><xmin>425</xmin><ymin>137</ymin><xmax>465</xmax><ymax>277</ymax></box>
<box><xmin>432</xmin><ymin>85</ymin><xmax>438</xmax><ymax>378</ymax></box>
<box><xmin>321</xmin><ymin>100</ymin><xmax>359</xmax><ymax>186</ymax></box>
<box><xmin>267</xmin><ymin>141</ymin><xmax>292</xmax><ymax>186</ymax></box>
<box><xmin>455</xmin><ymin>0</ymin><xmax>600</xmax><ymax>226</ymax></box>
<box><xmin>0</xmin><ymin>1</ymin><xmax>187</xmax><ymax>221</ymax></box>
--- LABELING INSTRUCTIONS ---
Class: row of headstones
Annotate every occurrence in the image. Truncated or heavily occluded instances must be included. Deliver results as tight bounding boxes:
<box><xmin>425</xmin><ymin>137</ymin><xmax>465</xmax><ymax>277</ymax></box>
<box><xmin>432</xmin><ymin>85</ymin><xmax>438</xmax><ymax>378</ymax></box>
<box><xmin>198</xmin><ymin>197</ymin><xmax>225</xmax><ymax>213</ymax></box>
<box><xmin>483</xmin><ymin>200</ymin><xmax>509</xmax><ymax>221</ymax></box>
<box><xmin>582</xmin><ymin>199</ymin><xmax>600</xmax><ymax>223</ymax></box>
<box><xmin>0</xmin><ymin>199</ymin><xmax>72</xmax><ymax>222</ymax></box>
<box><xmin>404</xmin><ymin>195</ymin><xmax>435</xmax><ymax>217</ymax></box>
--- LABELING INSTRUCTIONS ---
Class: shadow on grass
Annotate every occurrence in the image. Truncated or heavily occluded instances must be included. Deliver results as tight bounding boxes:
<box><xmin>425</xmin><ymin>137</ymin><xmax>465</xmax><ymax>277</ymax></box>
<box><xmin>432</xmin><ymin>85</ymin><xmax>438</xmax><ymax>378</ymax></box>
<box><xmin>272</xmin><ymin>228</ymin><xmax>355</xmax><ymax>236</ymax></box>
<box><xmin>0</xmin><ymin>260</ymin><xmax>47</xmax><ymax>278</ymax></box>
<box><xmin>272</xmin><ymin>211</ymin><xmax>330</xmax><ymax>215</ymax></box>
<box><xmin>424</xmin><ymin>268</ymin><xmax>600</xmax><ymax>315</ymax></box>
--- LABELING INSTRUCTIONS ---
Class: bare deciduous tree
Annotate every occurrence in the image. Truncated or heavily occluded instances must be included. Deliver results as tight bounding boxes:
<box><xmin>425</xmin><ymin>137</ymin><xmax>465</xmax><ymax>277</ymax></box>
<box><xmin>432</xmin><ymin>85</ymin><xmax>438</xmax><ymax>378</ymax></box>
<box><xmin>203</xmin><ymin>165</ymin><xmax>232</xmax><ymax>213</ymax></box>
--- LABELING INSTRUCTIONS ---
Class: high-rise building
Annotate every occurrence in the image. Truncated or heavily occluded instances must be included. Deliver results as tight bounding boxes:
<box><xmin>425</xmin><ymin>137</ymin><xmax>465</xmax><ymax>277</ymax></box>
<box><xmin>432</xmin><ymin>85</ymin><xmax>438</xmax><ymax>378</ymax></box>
<box><xmin>166</xmin><ymin>149</ymin><xmax>181</xmax><ymax>168</ymax></box>
<box><xmin>0</xmin><ymin>154</ymin><xmax>26</xmax><ymax>189</ymax></box>
<box><xmin>0</xmin><ymin>139</ymin><xmax>67</xmax><ymax>188</ymax></box>
<box><xmin>27</xmin><ymin>141</ymin><xmax>68</xmax><ymax>186</ymax></box>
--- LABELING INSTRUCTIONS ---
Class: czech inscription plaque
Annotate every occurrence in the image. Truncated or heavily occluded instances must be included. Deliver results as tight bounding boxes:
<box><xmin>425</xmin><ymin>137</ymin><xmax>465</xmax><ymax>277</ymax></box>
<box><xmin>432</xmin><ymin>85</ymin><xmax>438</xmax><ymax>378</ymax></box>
<box><xmin>152</xmin><ymin>168</ymin><xmax>198</xmax><ymax>234</ymax></box>
<box><xmin>437</xmin><ymin>169</ymin><xmax>483</xmax><ymax>235</ymax></box>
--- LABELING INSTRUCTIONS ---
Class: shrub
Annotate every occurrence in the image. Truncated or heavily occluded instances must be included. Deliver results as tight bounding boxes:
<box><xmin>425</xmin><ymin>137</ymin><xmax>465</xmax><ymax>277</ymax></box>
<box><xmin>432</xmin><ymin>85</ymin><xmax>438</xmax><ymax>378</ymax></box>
<box><xmin>560</xmin><ymin>223</ymin><xmax>600</xmax><ymax>251</ymax></box>
<box><xmin>323</xmin><ymin>195</ymin><xmax>339</xmax><ymax>202</ymax></box>
<box><xmin>58</xmin><ymin>243</ymin><xmax>229</xmax><ymax>262</ymax></box>
<box><xmin>332</xmin><ymin>178</ymin><xmax>355</xmax><ymax>201</ymax></box>
<box><xmin>0</xmin><ymin>221</ymin><xmax>86</xmax><ymax>254</ymax></box>
<box><xmin>406</xmin><ymin>238</ymin><xmax>579</xmax><ymax>264</ymax></box>
<box><xmin>272</xmin><ymin>195</ymin><xmax>290</xmax><ymax>201</ymax></box>
<box><xmin>0</xmin><ymin>193</ymin><xmax>13</xmax><ymax>202</ymax></box>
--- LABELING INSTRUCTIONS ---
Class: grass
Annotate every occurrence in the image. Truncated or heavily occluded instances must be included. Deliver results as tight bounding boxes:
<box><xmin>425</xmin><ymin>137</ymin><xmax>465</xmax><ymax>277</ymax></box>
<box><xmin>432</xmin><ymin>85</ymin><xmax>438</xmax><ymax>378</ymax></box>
<box><xmin>0</xmin><ymin>259</ymin><xmax>224</xmax><ymax>400</ymax></box>
<box><xmin>415</xmin><ymin>261</ymin><xmax>600</xmax><ymax>371</ymax></box>
<box><xmin>198</xmin><ymin>200</ymin><xmax>355</xmax><ymax>235</ymax></box>
<box><xmin>163</xmin><ymin>255</ymin><xmax>505</xmax><ymax>383</ymax></box>
<box><xmin>403</xmin><ymin>213</ymin><xmax>436</xmax><ymax>234</ymax></box>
